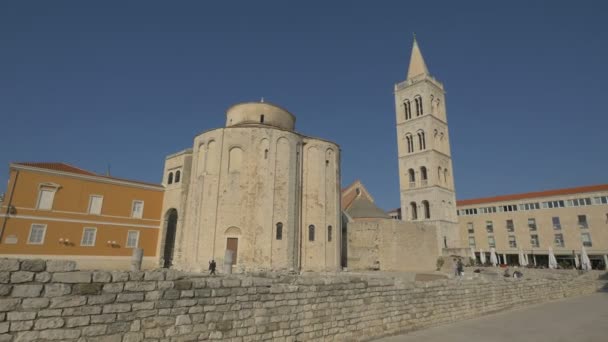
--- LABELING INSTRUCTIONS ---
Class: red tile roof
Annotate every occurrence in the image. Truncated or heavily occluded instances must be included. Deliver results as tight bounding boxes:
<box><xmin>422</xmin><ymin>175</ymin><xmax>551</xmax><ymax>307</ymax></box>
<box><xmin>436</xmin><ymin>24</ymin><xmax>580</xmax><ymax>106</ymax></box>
<box><xmin>13</xmin><ymin>162</ymin><xmax>162</xmax><ymax>188</ymax></box>
<box><xmin>14</xmin><ymin>162</ymin><xmax>97</xmax><ymax>176</ymax></box>
<box><xmin>457</xmin><ymin>184</ymin><xmax>608</xmax><ymax>207</ymax></box>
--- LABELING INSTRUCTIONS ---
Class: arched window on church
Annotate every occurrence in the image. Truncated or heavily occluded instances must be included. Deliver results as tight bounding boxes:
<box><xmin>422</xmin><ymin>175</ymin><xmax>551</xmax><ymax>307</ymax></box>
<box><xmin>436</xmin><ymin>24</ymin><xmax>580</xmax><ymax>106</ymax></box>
<box><xmin>422</xmin><ymin>200</ymin><xmax>431</xmax><ymax>219</ymax></box>
<box><xmin>410</xmin><ymin>202</ymin><xmax>418</xmax><ymax>220</ymax></box>
<box><xmin>174</xmin><ymin>170</ymin><xmax>181</xmax><ymax>183</ymax></box>
<box><xmin>276</xmin><ymin>222</ymin><xmax>283</xmax><ymax>240</ymax></box>
<box><xmin>417</xmin><ymin>130</ymin><xmax>426</xmax><ymax>150</ymax></box>
<box><xmin>168</xmin><ymin>172</ymin><xmax>174</xmax><ymax>185</ymax></box>
<box><xmin>404</xmin><ymin>100</ymin><xmax>412</xmax><ymax>120</ymax></box>
<box><xmin>308</xmin><ymin>225</ymin><xmax>315</xmax><ymax>241</ymax></box>
<box><xmin>420</xmin><ymin>167</ymin><xmax>427</xmax><ymax>186</ymax></box>
<box><xmin>327</xmin><ymin>226</ymin><xmax>332</xmax><ymax>242</ymax></box>
<box><xmin>408</xmin><ymin>169</ymin><xmax>415</xmax><ymax>188</ymax></box>
<box><xmin>444</xmin><ymin>169</ymin><xmax>449</xmax><ymax>185</ymax></box>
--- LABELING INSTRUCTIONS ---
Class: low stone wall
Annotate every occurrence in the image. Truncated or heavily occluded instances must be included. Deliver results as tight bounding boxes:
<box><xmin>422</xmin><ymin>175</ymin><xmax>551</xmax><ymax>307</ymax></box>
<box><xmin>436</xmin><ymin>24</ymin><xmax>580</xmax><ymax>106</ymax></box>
<box><xmin>0</xmin><ymin>258</ymin><xmax>604</xmax><ymax>342</ymax></box>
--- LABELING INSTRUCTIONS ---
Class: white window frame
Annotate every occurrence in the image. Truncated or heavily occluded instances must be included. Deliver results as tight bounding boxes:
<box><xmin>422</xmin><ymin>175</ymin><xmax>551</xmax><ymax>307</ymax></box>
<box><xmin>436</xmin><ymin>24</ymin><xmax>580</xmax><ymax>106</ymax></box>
<box><xmin>131</xmin><ymin>200</ymin><xmax>144</xmax><ymax>219</ymax></box>
<box><xmin>80</xmin><ymin>227</ymin><xmax>97</xmax><ymax>247</ymax></box>
<box><xmin>88</xmin><ymin>195</ymin><xmax>104</xmax><ymax>215</ymax></box>
<box><xmin>126</xmin><ymin>230</ymin><xmax>140</xmax><ymax>248</ymax></box>
<box><xmin>36</xmin><ymin>186</ymin><xmax>58</xmax><ymax>210</ymax></box>
<box><xmin>27</xmin><ymin>224</ymin><xmax>47</xmax><ymax>245</ymax></box>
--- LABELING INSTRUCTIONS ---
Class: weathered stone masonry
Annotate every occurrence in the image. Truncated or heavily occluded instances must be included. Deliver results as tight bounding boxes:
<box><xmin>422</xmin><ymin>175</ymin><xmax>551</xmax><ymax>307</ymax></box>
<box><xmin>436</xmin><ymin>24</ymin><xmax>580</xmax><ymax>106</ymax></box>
<box><xmin>0</xmin><ymin>258</ymin><xmax>604</xmax><ymax>342</ymax></box>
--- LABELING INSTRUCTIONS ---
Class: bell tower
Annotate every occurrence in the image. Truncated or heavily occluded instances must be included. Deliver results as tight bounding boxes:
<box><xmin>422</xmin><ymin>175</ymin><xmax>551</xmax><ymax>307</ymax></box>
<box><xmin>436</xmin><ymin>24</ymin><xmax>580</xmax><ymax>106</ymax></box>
<box><xmin>394</xmin><ymin>37</ymin><xmax>459</xmax><ymax>249</ymax></box>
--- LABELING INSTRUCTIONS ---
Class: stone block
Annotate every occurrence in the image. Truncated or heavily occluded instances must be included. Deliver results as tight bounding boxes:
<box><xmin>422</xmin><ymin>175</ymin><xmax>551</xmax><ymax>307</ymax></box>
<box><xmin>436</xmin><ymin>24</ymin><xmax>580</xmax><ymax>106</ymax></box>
<box><xmin>52</xmin><ymin>271</ymin><xmax>92</xmax><ymax>283</ymax></box>
<box><xmin>0</xmin><ymin>259</ymin><xmax>19</xmax><ymax>272</ymax></box>
<box><xmin>65</xmin><ymin>315</ymin><xmax>90</xmax><ymax>328</ymax></box>
<box><xmin>72</xmin><ymin>283</ymin><xmax>102</xmax><ymax>295</ymax></box>
<box><xmin>106</xmin><ymin>321</ymin><xmax>130</xmax><ymax>334</ymax></box>
<box><xmin>9</xmin><ymin>320</ymin><xmax>33</xmax><ymax>332</ymax></box>
<box><xmin>163</xmin><ymin>289</ymin><xmax>180</xmax><ymax>300</ymax></box>
<box><xmin>37</xmin><ymin>309</ymin><xmax>62</xmax><ymax>317</ymax></box>
<box><xmin>93</xmin><ymin>271</ymin><xmax>112</xmax><ymax>283</ymax></box>
<box><xmin>46</xmin><ymin>260</ymin><xmax>77</xmax><ymax>272</ymax></box>
<box><xmin>34</xmin><ymin>272</ymin><xmax>51</xmax><ymax>283</ymax></box>
<box><xmin>34</xmin><ymin>317</ymin><xmax>64</xmax><ymax>330</ymax></box>
<box><xmin>102</xmin><ymin>303</ymin><xmax>131</xmax><ymax>314</ymax></box>
<box><xmin>39</xmin><ymin>328</ymin><xmax>81</xmax><ymax>340</ymax></box>
<box><xmin>123</xmin><ymin>332</ymin><xmax>144</xmax><ymax>342</ymax></box>
<box><xmin>130</xmin><ymin>319</ymin><xmax>141</xmax><ymax>332</ymax></box>
<box><xmin>222</xmin><ymin>278</ymin><xmax>241</xmax><ymax>288</ymax></box>
<box><xmin>43</xmin><ymin>284</ymin><xmax>72</xmax><ymax>297</ymax></box>
<box><xmin>110</xmin><ymin>271</ymin><xmax>129</xmax><ymax>282</ymax></box>
<box><xmin>21</xmin><ymin>298</ymin><xmax>50</xmax><ymax>309</ymax></box>
<box><xmin>10</xmin><ymin>271</ymin><xmax>34</xmax><ymax>283</ymax></box>
<box><xmin>0</xmin><ymin>272</ymin><xmax>8</xmax><ymax>284</ymax></box>
<box><xmin>157</xmin><ymin>281</ymin><xmax>174</xmax><ymax>290</ymax></box>
<box><xmin>116</xmin><ymin>292</ymin><xmax>144</xmax><ymax>303</ymax></box>
<box><xmin>142</xmin><ymin>316</ymin><xmax>175</xmax><ymax>329</ymax></box>
<box><xmin>143</xmin><ymin>271</ymin><xmax>165</xmax><ymax>281</ymax></box>
<box><xmin>49</xmin><ymin>296</ymin><xmax>87</xmax><ymax>308</ymax></box>
<box><xmin>103</xmin><ymin>283</ymin><xmax>124</xmax><ymax>293</ymax></box>
<box><xmin>0</xmin><ymin>322</ymin><xmax>7</xmax><ymax>334</ymax></box>
<box><xmin>131</xmin><ymin>301</ymin><xmax>154</xmax><ymax>311</ymax></box>
<box><xmin>62</xmin><ymin>305</ymin><xmax>102</xmax><ymax>316</ymax></box>
<box><xmin>83</xmin><ymin>324</ymin><xmax>108</xmax><ymax>336</ymax></box>
<box><xmin>90</xmin><ymin>314</ymin><xmax>116</xmax><ymax>324</ymax></box>
<box><xmin>88</xmin><ymin>294</ymin><xmax>116</xmax><ymax>305</ymax></box>
<box><xmin>124</xmin><ymin>281</ymin><xmax>156</xmax><ymax>292</ymax></box>
<box><xmin>11</xmin><ymin>285</ymin><xmax>43</xmax><ymax>297</ymax></box>
<box><xmin>13</xmin><ymin>331</ymin><xmax>40</xmax><ymax>342</ymax></box>
<box><xmin>85</xmin><ymin>333</ymin><xmax>122</xmax><ymax>342</ymax></box>
<box><xmin>129</xmin><ymin>271</ymin><xmax>145</xmax><ymax>281</ymax></box>
<box><xmin>175</xmin><ymin>314</ymin><xmax>191</xmax><ymax>326</ymax></box>
<box><xmin>19</xmin><ymin>260</ymin><xmax>46</xmax><ymax>272</ymax></box>
<box><xmin>174</xmin><ymin>280</ymin><xmax>192</xmax><ymax>290</ymax></box>
<box><xmin>0</xmin><ymin>285</ymin><xmax>10</xmax><ymax>296</ymax></box>
<box><xmin>165</xmin><ymin>270</ymin><xmax>184</xmax><ymax>281</ymax></box>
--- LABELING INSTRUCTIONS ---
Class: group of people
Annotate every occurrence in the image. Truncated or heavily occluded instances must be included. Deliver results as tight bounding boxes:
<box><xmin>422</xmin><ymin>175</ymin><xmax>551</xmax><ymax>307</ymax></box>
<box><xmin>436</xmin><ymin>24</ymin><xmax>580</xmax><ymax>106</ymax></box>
<box><xmin>454</xmin><ymin>258</ymin><xmax>524</xmax><ymax>279</ymax></box>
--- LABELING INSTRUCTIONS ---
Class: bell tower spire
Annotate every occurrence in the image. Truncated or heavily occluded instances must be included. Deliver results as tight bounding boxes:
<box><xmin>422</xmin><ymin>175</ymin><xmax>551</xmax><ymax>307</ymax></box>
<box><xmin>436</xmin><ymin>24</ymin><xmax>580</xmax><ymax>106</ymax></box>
<box><xmin>407</xmin><ymin>35</ymin><xmax>430</xmax><ymax>80</ymax></box>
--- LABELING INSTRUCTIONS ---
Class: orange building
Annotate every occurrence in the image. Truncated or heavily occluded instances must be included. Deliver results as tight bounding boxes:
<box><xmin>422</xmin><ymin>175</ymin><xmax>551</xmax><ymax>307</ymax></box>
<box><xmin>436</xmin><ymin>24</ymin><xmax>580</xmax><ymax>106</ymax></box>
<box><xmin>0</xmin><ymin>162</ymin><xmax>164</xmax><ymax>269</ymax></box>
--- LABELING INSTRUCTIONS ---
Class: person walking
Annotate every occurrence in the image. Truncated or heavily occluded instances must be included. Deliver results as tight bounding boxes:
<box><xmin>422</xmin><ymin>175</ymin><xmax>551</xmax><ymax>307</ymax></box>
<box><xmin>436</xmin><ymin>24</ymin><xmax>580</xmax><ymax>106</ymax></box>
<box><xmin>209</xmin><ymin>259</ymin><xmax>216</xmax><ymax>275</ymax></box>
<box><xmin>457</xmin><ymin>258</ymin><xmax>464</xmax><ymax>277</ymax></box>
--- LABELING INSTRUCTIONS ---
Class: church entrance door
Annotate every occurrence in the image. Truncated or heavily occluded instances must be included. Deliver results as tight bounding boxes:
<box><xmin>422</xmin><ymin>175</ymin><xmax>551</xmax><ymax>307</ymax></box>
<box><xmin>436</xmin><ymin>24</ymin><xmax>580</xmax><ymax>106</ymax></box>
<box><xmin>227</xmin><ymin>238</ymin><xmax>238</xmax><ymax>265</ymax></box>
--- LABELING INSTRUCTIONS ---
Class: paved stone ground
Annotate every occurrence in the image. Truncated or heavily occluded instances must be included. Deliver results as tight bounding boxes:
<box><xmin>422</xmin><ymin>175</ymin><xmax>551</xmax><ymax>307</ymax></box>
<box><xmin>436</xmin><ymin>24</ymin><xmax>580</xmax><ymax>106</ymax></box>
<box><xmin>375</xmin><ymin>292</ymin><xmax>608</xmax><ymax>342</ymax></box>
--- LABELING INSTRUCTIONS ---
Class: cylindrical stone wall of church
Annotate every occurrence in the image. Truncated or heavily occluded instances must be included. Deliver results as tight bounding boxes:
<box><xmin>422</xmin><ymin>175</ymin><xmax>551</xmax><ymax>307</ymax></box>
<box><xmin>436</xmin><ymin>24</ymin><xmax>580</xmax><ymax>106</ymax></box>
<box><xmin>180</xmin><ymin>126</ymin><xmax>303</xmax><ymax>272</ymax></box>
<box><xmin>300</xmin><ymin>138</ymin><xmax>341</xmax><ymax>271</ymax></box>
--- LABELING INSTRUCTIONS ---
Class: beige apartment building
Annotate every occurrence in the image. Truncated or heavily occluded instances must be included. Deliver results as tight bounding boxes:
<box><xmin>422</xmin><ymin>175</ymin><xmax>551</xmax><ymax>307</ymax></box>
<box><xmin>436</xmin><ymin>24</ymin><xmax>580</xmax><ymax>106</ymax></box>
<box><xmin>457</xmin><ymin>184</ymin><xmax>608</xmax><ymax>269</ymax></box>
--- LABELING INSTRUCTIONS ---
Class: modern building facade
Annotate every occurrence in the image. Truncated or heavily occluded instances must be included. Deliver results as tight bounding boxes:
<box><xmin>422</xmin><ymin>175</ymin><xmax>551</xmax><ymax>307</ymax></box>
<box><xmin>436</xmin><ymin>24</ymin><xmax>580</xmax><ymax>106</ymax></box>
<box><xmin>0</xmin><ymin>162</ymin><xmax>164</xmax><ymax>269</ymax></box>
<box><xmin>160</xmin><ymin>101</ymin><xmax>341</xmax><ymax>273</ymax></box>
<box><xmin>457</xmin><ymin>184</ymin><xmax>608</xmax><ymax>268</ymax></box>
<box><xmin>394</xmin><ymin>38</ymin><xmax>460</xmax><ymax>250</ymax></box>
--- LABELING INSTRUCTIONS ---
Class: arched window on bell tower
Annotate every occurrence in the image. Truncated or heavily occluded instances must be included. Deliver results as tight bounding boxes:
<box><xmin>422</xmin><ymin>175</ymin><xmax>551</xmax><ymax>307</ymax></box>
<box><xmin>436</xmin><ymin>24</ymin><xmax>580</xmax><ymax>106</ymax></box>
<box><xmin>410</xmin><ymin>202</ymin><xmax>418</xmax><ymax>220</ymax></box>
<box><xmin>420</xmin><ymin>166</ymin><xmax>427</xmax><ymax>186</ymax></box>
<box><xmin>404</xmin><ymin>100</ymin><xmax>412</xmax><ymax>120</ymax></box>
<box><xmin>408</xmin><ymin>169</ymin><xmax>415</xmax><ymax>188</ymax></box>
<box><xmin>417</xmin><ymin>130</ymin><xmax>426</xmax><ymax>150</ymax></box>
<box><xmin>405</xmin><ymin>134</ymin><xmax>414</xmax><ymax>153</ymax></box>
<box><xmin>422</xmin><ymin>200</ymin><xmax>430</xmax><ymax>219</ymax></box>
<box><xmin>414</xmin><ymin>96</ymin><xmax>423</xmax><ymax>116</ymax></box>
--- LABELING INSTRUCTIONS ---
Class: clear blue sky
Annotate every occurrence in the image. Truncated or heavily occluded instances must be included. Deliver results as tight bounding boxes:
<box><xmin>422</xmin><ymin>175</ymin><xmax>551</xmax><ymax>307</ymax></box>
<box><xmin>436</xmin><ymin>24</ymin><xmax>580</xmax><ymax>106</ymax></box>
<box><xmin>1</xmin><ymin>1</ymin><xmax>607</xmax><ymax>210</ymax></box>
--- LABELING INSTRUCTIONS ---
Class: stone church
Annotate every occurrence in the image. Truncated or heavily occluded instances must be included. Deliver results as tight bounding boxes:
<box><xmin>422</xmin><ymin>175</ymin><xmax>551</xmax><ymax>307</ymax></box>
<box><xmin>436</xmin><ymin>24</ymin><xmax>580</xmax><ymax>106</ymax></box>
<box><xmin>159</xmin><ymin>102</ymin><xmax>341</xmax><ymax>273</ymax></box>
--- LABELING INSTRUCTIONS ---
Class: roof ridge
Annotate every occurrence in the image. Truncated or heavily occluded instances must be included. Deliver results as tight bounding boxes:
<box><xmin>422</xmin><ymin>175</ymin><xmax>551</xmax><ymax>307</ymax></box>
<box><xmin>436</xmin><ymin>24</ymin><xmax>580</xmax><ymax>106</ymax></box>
<box><xmin>457</xmin><ymin>184</ymin><xmax>608</xmax><ymax>206</ymax></box>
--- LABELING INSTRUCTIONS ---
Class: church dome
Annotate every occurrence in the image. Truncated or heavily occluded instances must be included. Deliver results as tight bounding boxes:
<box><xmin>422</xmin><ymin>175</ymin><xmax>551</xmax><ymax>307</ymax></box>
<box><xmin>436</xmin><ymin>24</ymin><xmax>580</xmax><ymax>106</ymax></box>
<box><xmin>225</xmin><ymin>102</ymin><xmax>296</xmax><ymax>131</ymax></box>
